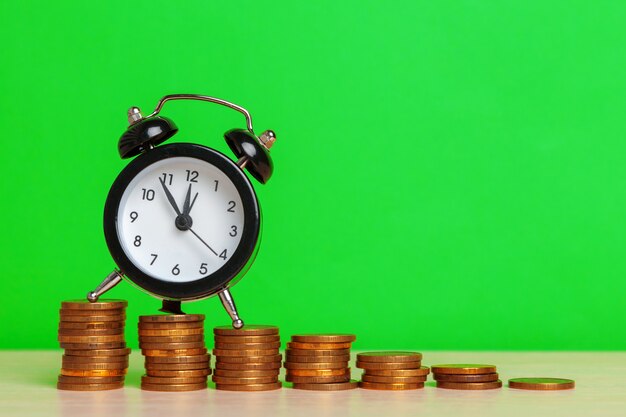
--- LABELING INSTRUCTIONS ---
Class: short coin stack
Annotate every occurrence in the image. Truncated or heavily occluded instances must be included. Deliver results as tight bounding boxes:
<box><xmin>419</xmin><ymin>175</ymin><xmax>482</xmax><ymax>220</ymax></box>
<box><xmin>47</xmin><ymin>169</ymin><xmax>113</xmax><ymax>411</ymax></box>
<box><xmin>357</xmin><ymin>351</ymin><xmax>428</xmax><ymax>390</ymax></box>
<box><xmin>432</xmin><ymin>364</ymin><xmax>502</xmax><ymax>390</ymax></box>
<box><xmin>212</xmin><ymin>325</ymin><xmax>282</xmax><ymax>391</ymax></box>
<box><xmin>509</xmin><ymin>377</ymin><xmax>575</xmax><ymax>390</ymax></box>
<box><xmin>57</xmin><ymin>300</ymin><xmax>130</xmax><ymax>391</ymax></box>
<box><xmin>285</xmin><ymin>334</ymin><xmax>357</xmax><ymax>391</ymax></box>
<box><xmin>139</xmin><ymin>314</ymin><xmax>210</xmax><ymax>392</ymax></box>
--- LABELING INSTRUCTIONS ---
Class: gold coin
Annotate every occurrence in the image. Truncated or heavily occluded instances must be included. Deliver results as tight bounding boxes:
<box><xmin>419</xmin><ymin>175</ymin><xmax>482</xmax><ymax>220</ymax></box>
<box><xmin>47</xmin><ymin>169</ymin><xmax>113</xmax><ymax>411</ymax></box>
<box><xmin>292</xmin><ymin>380</ymin><xmax>358</xmax><ymax>391</ymax></box>
<box><xmin>145</xmin><ymin>354</ymin><xmax>210</xmax><ymax>364</ymax></box>
<box><xmin>364</xmin><ymin>366</ymin><xmax>430</xmax><ymax>377</ymax></box>
<box><xmin>359</xmin><ymin>381</ymin><xmax>424</xmax><ymax>390</ymax></box>
<box><xmin>212</xmin><ymin>375</ymin><xmax>278</xmax><ymax>385</ymax></box>
<box><xmin>356</xmin><ymin>361</ymin><xmax>421</xmax><ymax>370</ymax></box>
<box><xmin>60</xmin><ymin>308</ymin><xmax>125</xmax><ymax>316</ymax></box>
<box><xmin>145</xmin><ymin>361</ymin><xmax>209</xmax><ymax>371</ymax></box>
<box><xmin>431</xmin><ymin>364</ymin><xmax>497</xmax><ymax>375</ymax></box>
<box><xmin>435</xmin><ymin>373</ymin><xmax>499</xmax><ymax>383</ymax></box>
<box><xmin>61</xmin><ymin>361</ymin><xmax>128</xmax><ymax>370</ymax></box>
<box><xmin>285</xmin><ymin>374</ymin><xmax>351</xmax><ymax>383</ymax></box>
<box><xmin>287</xmin><ymin>368</ymin><xmax>349</xmax><ymax>377</ymax></box>
<box><xmin>62</xmin><ymin>355</ymin><xmax>129</xmax><ymax>364</ymax></box>
<box><xmin>57</xmin><ymin>375</ymin><xmax>125</xmax><ymax>384</ymax></box>
<box><xmin>61</xmin><ymin>369</ymin><xmax>127</xmax><ymax>377</ymax></box>
<box><xmin>436</xmin><ymin>380</ymin><xmax>503</xmax><ymax>390</ymax></box>
<box><xmin>214</xmin><ymin>335</ymin><xmax>280</xmax><ymax>344</ymax></box>
<box><xmin>215</xmin><ymin>382</ymin><xmax>282</xmax><ymax>391</ymax></box>
<box><xmin>361</xmin><ymin>374</ymin><xmax>427</xmax><ymax>384</ymax></box>
<box><xmin>287</xmin><ymin>341</ymin><xmax>352</xmax><ymax>350</ymax></box>
<box><xmin>60</xmin><ymin>314</ymin><xmax>125</xmax><ymax>323</ymax></box>
<box><xmin>284</xmin><ymin>361</ymin><xmax>348</xmax><ymax>370</ymax></box>
<box><xmin>138</xmin><ymin>328</ymin><xmax>204</xmax><ymax>336</ymax></box>
<box><xmin>285</xmin><ymin>348</ymin><xmax>350</xmax><ymax>356</ymax></box>
<box><xmin>64</xmin><ymin>348</ymin><xmax>131</xmax><ymax>357</ymax></box>
<box><xmin>141</xmin><ymin>375</ymin><xmax>207</xmax><ymax>385</ymax></box>
<box><xmin>59</xmin><ymin>322</ymin><xmax>124</xmax><ymax>330</ymax></box>
<box><xmin>58</xmin><ymin>334</ymin><xmax>125</xmax><ymax>343</ymax></box>
<box><xmin>285</xmin><ymin>353</ymin><xmax>350</xmax><ymax>363</ymax></box>
<box><xmin>215</xmin><ymin>361</ymin><xmax>282</xmax><ymax>371</ymax></box>
<box><xmin>213</xmin><ymin>325</ymin><xmax>279</xmax><ymax>336</ymax></box>
<box><xmin>213</xmin><ymin>348</ymin><xmax>279</xmax><ymax>357</ymax></box>
<box><xmin>142</xmin><ymin>348</ymin><xmax>207</xmax><ymax>356</ymax></box>
<box><xmin>61</xmin><ymin>300</ymin><xmax>128</xmax><ymax>310</ymax></box>
<box><xmin>215</xmin><ymin>354</ymin><xmax>282</xmax><ymax>364</ymax></box>
<box><xmin>508</xmin><ymin>378</ymin><xmax>575</xmax><ymax>390</ymax></box>
<box><xmin>139</xmin><ymin>341</ymin><xmax>206</xmax><ymax>350</ymax></box>
<box><xmin>356</xmin><ymin>351</ymin><xmax>422</xmax><ymax>363</ymax></box>
<box><xmin>57</xmin><ymin>382</ymin><xmax>124</xmax><ymax>391</ymax></box>
<box><xmin>58</xmin><ymin>328</ymin><xmax>124</xmax><ymax>336</ymax></box>
<box><xmin>146</xmin><ymin>369</ymin><xmax>211</xmax><ymax>378</ymax></box>
<box><xmin>139</xmin><ymin>314</ymin><xmax>205</xmax><ymax>323</ymax></box>
<box><xmin>139</xmin><ymin>335</ymin><xmax>204</xmax><ymax>343</ymax></box>
<box><xmin>214</xmin><ymin>341</ymin><xmax>281</xmax><ymax>350</ymax></box>
<box><xmin>60</xmin><ymin>342</ymin><xmax>126</xmax><ymax>350</ymax></box>
<box><xmin>213</xmin><ymin>369</ymin><xmax>279</xmax><ymax>378</ymax></box>
<box><xmin>291</xmin><ymin>334</ymin><xmax>356</xmax><ymax>343</ymax></box>
<box><xmin>138</xmin><ymin>321</ymin><xmax>204</xmax><ymax>330</ymax></box>
<box><xmin>141</xmin><ymin>382</ymin><xmax>207</xmax><ymax>392</ymax></box>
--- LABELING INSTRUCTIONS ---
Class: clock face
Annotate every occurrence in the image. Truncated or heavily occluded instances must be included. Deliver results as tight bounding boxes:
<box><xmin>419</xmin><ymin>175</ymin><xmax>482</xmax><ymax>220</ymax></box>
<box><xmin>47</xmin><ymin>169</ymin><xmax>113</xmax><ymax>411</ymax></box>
<box><xmin>116</xmin><ymin>156</ymin><xmax>245</xmax><ymax>283</ymax></box>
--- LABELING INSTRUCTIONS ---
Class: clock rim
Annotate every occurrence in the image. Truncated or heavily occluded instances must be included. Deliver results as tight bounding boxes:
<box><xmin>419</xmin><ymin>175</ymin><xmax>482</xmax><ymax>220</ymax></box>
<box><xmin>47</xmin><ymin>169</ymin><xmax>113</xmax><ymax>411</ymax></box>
<box><xmin>103</xmin><ymin>143</ymin><xmax>261</xmax><ymax>300</ymax></box>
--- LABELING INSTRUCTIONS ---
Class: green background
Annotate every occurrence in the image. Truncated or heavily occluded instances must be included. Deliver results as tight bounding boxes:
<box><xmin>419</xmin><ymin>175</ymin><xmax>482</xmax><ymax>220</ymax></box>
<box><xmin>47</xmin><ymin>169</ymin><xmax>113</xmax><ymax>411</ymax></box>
<box><xmin>1</xmin><ymin>1</ymin><xmax>625</xmax><ymax>350</ymax></box>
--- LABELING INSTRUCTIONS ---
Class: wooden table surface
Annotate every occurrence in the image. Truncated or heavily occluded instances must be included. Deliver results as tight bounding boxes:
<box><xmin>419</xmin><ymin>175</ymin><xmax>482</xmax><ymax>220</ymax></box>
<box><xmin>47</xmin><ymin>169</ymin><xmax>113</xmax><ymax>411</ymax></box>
<box><xmin>1</xmin><ymin>351</ymin><xmax>624</xmax><ymax>416</ymax></box>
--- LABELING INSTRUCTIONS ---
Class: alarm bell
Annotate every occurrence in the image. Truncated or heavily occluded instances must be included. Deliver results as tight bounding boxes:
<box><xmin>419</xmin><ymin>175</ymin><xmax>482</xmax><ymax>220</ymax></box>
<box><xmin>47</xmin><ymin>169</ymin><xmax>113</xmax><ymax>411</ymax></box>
<box><xmin>116</xmin><ymin>95</ymin><xmax>275</xmax><ymax>184</ymax></box>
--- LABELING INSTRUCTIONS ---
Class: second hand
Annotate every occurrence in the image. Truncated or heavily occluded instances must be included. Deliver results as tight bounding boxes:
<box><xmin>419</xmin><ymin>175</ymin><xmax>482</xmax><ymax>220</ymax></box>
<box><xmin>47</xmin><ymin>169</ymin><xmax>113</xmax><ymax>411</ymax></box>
<box><xmin>188</xmin><ymin>227</ymin><xmax>219</xmax><ymax>257</ymax></box>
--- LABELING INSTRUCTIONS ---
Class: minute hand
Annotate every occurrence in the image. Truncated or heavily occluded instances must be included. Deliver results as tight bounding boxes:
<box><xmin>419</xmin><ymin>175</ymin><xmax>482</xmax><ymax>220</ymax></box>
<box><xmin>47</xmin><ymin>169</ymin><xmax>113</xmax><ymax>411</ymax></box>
<box><xmin>159</xmin><ymin>178</ymin><xmax>182</xmax><ymax>216</ymax></box>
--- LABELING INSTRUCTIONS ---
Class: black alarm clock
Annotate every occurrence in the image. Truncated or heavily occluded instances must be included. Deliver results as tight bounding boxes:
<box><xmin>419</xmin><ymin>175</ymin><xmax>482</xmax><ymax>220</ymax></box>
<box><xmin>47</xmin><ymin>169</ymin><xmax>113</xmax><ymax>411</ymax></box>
<box><xmin>87</xmin><ymin>94</ymin><xmax>276</xmax><ymax>328</ymax></box>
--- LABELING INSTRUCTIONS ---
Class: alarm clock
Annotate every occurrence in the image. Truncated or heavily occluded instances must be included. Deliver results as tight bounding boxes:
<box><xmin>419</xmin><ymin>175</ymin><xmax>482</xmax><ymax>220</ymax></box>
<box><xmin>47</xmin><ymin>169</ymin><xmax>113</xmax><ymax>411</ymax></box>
<box><xmin>86</xmin><ymin>94</ymin><xmax>276</xmax><ymax>328</ymax></box>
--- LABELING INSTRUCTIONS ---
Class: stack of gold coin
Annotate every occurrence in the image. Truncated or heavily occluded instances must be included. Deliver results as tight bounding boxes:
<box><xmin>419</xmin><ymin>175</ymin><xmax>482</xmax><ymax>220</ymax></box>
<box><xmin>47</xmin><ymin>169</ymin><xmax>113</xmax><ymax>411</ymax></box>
<box><xmin>57</xmin><ymin>300</ymin><xmax>130</xmax><ymax>391</ymax></box>
<box><xmin>431</xmin><ymin>364</ymin><xmax>502</xmax><ymax>390</ymax></box>
<box><xmin>356</xmin><ymin>351</ymin><xmax>428</xmax><ymax>390</ymax></box>
<box><xmin>212</xmin><ymin>325</ymin><xmax>282</xmax><ymax>391</ymax></box>
<box><xmin>139</xmin><ymin>314</ymin><xmax>210</xmax><ymax>392</ymax></box>
<box><xmin>284</xmin><ymin>334</ymin><xmax>357</xmax><ymax>391</ymax></box>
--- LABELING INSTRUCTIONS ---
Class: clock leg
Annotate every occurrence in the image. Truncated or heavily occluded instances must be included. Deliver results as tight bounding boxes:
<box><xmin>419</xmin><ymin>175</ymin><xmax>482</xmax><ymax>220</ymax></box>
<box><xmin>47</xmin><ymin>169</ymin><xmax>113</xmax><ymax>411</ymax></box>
<box><xmin>218</xmin><ymin>289</ymin><xmax>244</xmax><ymax>329</ymax></box>
<box><xmin>87</xmin><ymin>269</ymin><xmax>123</xmax><ymax>302</ymax></box>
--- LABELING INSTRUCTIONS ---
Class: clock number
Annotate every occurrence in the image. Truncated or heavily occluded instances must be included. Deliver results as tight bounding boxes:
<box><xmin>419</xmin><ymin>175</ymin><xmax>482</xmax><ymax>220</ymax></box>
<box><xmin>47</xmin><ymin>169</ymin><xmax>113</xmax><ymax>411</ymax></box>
<box><xmin>219</xmin><ymin>249</ymin><xmax>228</xmax><ymax>260</ymax></box>
<box><xmin>229</xmin><ymin>225</ymin><xmax>237</xmax><ymax>237</ymax></box>
<box><xmin>185</xmin><ymin>170</ymin><xmax>198</xmax><ymax>182</ymax></box>
<box><xmin>172</xmin><ymin>264</ymin><xmax>180</xmax><ymax>276</ymax></box>
<box><xmin>160</xmin><ymin>173</ymin><xmax>173</xmax><ymax>185</ymax></box>
<box><xmin>134</xmin><ymin>235</ymin><xmax>142</xmax><ymax>247</ymax></box>
<box><xmin>150</xmin><ymin>254</ymin><xmax>158</xmax><ymax>265</ymax></box>
<box><xmin>130</xmin><ymin>211</ymin><xmax>138</xmax><ymax>223</ymax></box>
<box><xmin>214</xmin><ymin>180</ymin><xmax>219</xmax><ymax>191</ymax></box>
<box><xmin>227</xmin><ymin>201</ymin><xmax>236</xmax><ymax>212</ymax></box>
<box><xmin>199</xmin><ymin>263</ymin><xmax>208</xmax><ymax>275</ymax></box>
<box><xmin>141</xmin><ymin>188</ymin><xmax>155</xmax><ymax>201</ymax></box>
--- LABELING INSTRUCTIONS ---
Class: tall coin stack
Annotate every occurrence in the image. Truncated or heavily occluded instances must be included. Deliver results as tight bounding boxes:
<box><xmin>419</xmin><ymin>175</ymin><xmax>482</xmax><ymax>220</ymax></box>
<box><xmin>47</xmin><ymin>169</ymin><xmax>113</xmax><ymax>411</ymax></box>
<box><xmin>139</xmin><ymin>314</ymin><xmax>210</xmax><ymax>392</ymax></box>
<box><xmin>431</xmin><ymin>364</ymin><xmax>502</xmax><ymax>390</ymax></box>
<box><xmin>212</xmin><ymin>325</ymin><xmax>282</xmax><ymax>391</ymax></box>
<box><xmin>357</xmin><ymin>351</ymin><xmax>428</xmax><ymax>390</ymax></box>
<box><xmin>57</xmin><ymin>300</ymin><xmax>130</xmax><ymax>391</ymax></box>
<box><xmin>284</xmin><ymin>334</ymin><xmax>357</xmax><ymax>391</ymax></box>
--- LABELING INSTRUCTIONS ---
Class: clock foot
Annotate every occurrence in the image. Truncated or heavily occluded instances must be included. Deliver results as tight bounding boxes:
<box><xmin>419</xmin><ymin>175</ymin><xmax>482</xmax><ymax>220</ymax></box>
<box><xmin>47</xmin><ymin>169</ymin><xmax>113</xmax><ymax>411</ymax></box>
<box><xmin>87</xmin><ymin>269</ymin><xmax>123</xmax><ymax>302</ymax></box>
<box><xmin>218</xmin><ymin>289</ymin><xmax>244</xmax><ymax>329</ymax></box>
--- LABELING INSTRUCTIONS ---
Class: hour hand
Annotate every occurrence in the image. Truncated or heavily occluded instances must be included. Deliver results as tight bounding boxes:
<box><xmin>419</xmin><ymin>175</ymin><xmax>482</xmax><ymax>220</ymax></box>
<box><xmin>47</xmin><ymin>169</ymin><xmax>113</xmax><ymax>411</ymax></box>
<box><xmin>182</xmin><ymin>184</ymin><xmax>198</xmax><ymax>216</ymax></box>
<box><xmin>159</xmin><ymin>177</ymin><xmax>182</xmax><ymax>216</ymax></box>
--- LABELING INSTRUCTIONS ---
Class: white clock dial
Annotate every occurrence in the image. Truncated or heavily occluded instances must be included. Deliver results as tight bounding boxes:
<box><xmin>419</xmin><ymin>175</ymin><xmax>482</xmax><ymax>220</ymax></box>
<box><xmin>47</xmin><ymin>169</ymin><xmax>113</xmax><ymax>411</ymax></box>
<box><xmin>116</xmin><ymin>156</ymin><xmax>245</xmax><ymax>283</ymax></box>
